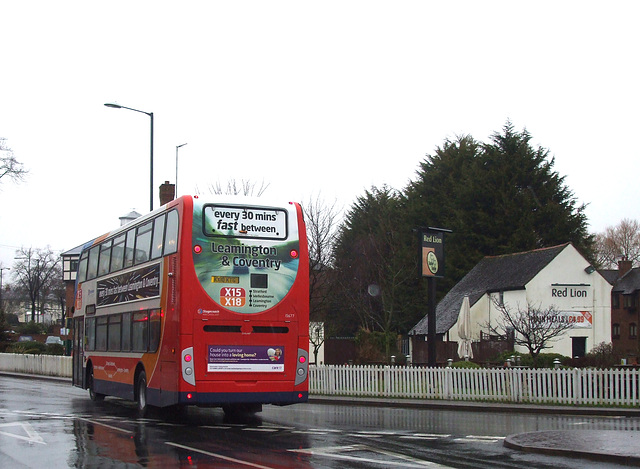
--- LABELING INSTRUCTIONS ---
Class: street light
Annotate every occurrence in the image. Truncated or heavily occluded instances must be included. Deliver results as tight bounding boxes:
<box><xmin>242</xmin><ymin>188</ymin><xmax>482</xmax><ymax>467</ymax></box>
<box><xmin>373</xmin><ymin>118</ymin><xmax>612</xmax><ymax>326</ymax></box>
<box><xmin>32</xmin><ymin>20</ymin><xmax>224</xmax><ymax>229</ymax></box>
<box><xmin>104</xmin><ymin>103</ymin><xmax>155</xmax><ymax>211</ymax></box>
<box><xmin>175</xmin><ymin>143</ymin><xmax>187</xmax><ymax>197</ymax></box>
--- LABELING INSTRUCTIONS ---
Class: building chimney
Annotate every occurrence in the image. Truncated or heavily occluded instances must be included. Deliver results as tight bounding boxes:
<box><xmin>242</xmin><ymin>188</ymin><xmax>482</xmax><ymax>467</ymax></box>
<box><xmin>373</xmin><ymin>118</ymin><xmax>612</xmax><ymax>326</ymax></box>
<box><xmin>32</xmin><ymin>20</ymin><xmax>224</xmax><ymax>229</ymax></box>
<box><xmin>159</xmin><ymin>181</ymin><xmax>175</xmax><ymax>206</ymax></box>
<box><xmin>618</xmin><ymin>259</ymin><xmax>633</xmax><ymax>278</ymax></box>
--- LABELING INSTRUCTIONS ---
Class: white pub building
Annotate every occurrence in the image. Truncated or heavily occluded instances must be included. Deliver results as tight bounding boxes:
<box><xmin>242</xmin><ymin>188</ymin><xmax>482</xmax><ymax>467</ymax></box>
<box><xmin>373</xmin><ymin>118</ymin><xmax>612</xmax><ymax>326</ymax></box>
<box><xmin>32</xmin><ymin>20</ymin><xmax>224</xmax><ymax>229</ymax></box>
<box><xmin>410</xmin><ymin>243</ymin><xmax>612</xmax><ymax>360</ymax></box>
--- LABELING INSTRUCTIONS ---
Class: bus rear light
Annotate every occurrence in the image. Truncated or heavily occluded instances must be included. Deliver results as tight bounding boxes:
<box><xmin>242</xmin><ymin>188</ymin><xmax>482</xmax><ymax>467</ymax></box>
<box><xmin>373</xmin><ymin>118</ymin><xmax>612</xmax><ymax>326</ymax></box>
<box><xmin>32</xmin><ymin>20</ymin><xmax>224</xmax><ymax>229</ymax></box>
<box><xmin>193</xmin><ymin>245</ymin><xmax>203</xmax><ymax>254</ymax></box>
<box><xmin>182</xmin><ymin>347</ymin><xmax>196</xmax><ymax>386</ymax></box>
<box><xmin>298</xmin><ymin>393</ymin><xmax>304</xmax><ymax>399</ymax></box>
<box><xmin>187</xmin><ymin>393</ymin><xmax>193</xmax><ymax>399</ymax></box>
<box><xmin>294</xmin><ymin>348</ymin><xmax>309</xmax><ymax>385</ymax></box>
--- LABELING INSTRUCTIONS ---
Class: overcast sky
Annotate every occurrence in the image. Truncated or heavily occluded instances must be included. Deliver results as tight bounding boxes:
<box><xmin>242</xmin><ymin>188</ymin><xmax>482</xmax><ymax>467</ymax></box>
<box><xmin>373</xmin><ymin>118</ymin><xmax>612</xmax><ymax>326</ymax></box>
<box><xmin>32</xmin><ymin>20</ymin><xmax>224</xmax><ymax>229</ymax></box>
<box><xmin>1</xmin><ymin>1</ymin><xmax>639</xmax><ymax>271</ymax></box>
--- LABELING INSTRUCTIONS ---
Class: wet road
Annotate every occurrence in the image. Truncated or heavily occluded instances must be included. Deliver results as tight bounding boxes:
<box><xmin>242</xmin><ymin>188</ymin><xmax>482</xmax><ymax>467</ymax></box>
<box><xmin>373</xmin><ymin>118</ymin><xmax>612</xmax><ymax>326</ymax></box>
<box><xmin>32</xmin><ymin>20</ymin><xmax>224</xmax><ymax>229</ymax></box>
<box><xmin>1</xmin><ymin>374</ymin><xmax>638</xmax><ymax>468</ymax></box>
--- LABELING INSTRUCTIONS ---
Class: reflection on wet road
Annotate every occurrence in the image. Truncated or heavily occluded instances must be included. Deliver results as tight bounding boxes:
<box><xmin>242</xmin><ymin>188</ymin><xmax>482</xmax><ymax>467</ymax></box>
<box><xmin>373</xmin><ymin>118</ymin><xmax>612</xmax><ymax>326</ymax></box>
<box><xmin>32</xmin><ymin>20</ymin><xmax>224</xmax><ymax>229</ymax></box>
<box><xmin>1</xmin><ymin>375</ymin><xmax>638</xmax><ymax>468</ymax></box>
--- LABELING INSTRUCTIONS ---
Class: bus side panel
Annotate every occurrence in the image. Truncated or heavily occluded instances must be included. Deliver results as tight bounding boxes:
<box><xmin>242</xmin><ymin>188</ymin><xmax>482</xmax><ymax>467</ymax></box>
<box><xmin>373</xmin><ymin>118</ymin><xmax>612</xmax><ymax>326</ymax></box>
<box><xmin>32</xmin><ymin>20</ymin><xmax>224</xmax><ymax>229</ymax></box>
<box><xmin>89</xmin><ymin>355</ymin><xmax>139</xmax><ymax>401</ymax></box>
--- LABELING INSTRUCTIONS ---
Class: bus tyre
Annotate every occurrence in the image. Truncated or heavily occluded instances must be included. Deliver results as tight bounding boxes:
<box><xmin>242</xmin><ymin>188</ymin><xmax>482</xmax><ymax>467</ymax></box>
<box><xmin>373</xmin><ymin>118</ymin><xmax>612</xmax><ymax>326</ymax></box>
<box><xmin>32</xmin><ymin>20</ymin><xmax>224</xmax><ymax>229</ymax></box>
<box><xmin>88</xmin><ymin>368</ymin><xmax>104</xmax><ymax>402</ymax></box>
<box><xmin>136</xmin><ymin>371</ymin><xmax>148</xmax><ymax>417</ymax></box>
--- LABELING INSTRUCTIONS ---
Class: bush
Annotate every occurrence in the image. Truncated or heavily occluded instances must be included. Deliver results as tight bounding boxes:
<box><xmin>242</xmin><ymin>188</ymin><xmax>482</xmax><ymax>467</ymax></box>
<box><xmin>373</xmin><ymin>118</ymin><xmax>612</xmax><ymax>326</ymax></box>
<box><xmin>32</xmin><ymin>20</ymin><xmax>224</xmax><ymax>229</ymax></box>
<box><xmin>493</xmin><ymin>351</ymin><xmax>570</xmax><ymax>368</ymax></box>
<box><xmin>7</xmin><ymin>341</ymin><xmax>46</xmax><ymax>354</ymax></box>
<box><xmin>354</xmin><ymin>329</ymin><xmax>400</xmax><ymax>364</ymax></box>
<box><xmin>578</xmin><ymin>342</ymin><xmax>621</xmax><ymax>368</ymax></box>
<box><xmin>44</xmin><ymin>343</ymin><xmax>65</xmax><ymax>356</ymax></box>
<box><xmin>451</xmin><ymin>360</ymin><xmax>481</xmax><ymax>369</ymax></box>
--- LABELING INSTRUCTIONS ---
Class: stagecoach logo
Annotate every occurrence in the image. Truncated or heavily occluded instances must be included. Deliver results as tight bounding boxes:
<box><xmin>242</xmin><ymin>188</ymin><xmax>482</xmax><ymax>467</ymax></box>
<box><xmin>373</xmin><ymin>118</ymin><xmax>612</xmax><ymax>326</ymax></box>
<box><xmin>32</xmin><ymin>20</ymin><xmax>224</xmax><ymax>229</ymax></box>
<box><xmin>96</xmin><ymin>264</ymin><xmax>161</xmax><ymax>306</ymax></box>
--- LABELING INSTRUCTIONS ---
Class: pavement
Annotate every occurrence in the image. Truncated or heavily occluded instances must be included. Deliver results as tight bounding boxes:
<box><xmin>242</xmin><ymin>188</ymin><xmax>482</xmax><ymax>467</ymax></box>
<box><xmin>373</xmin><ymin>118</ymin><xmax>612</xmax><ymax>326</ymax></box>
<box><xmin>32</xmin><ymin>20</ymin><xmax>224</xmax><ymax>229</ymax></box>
<box><xmin>3</xmin><ymin>372</ymin><xmax>640</xmax><ymax>466</ymax></box>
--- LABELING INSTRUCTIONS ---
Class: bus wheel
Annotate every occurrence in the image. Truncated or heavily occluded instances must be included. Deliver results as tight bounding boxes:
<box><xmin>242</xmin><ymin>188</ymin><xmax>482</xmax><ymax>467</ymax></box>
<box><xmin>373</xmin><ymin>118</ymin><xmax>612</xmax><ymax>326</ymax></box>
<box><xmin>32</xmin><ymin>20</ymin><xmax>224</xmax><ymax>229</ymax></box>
<box><xmin>136</xmin><ymin>371</ymin><xmax>148</xmax><ymax>416</ymax></box>
<box><xmin>88</xmin><ymin>368</ymin><xmax>105</xmax><ymax>402</ymax></box>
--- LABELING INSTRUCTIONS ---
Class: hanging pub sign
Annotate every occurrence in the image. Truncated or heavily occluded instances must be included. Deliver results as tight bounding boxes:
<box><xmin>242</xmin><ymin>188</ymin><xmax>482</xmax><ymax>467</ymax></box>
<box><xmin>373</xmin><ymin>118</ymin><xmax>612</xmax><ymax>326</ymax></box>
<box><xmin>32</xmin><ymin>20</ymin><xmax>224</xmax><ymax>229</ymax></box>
<box><xmin>421</xmin><ymin>228</ymin><xmax>448</xmax><ymax>278</ymax></box>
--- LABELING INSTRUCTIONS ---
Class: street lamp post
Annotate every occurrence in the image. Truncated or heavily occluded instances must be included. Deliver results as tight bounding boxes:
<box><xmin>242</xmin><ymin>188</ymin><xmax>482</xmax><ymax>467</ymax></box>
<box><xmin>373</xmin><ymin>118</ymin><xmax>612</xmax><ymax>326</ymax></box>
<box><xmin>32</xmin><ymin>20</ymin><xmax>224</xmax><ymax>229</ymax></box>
<box><xmin>104</xmin><ymin>103</ymin><xmax>155</xmax><ymax>211</ymax></box>
<box><xmin>175</xmin><ymin>143</ymin><xmax>187</xmax><ymax>197</ymax></box>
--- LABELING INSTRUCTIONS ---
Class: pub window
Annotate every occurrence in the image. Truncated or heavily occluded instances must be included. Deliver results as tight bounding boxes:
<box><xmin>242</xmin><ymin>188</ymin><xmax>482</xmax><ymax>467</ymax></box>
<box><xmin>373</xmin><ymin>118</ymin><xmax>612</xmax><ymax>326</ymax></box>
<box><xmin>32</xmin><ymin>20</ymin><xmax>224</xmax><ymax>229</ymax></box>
<box><xmin>124</xmin><ymin>229</ymin><xmax>136</xmax><ymax>268</ymax></box>
<box><xmin>98</xmin><ymin>240</ymin><xmax>113</xmax><ymax>277</ymax></box>
<box><xmin>134</xmin><ymin>221</ymin><xmax>153</xmax><ymax>265</ymax></box>
<box><xmin>151</xmin><ymin>215</ymin><xmax>166</xmax><ymax>260</ymax></box>
<box><xmin>85</xmin><ymin>317</ymin><xmax>96</xmax><ymax>351</ymax></box>
<box><xmin>165</xmin><ymin>210</ymin><xmax>179</xmax><ymax>255</ymax></box>
<box><xmin>111</xmin><ymin>233</ymin><xmax>126</xmax><ymax>272</ymax></box>
<box><xmin>624</xmin><ymin>295</ymin><xmax>633</xmax><ymax>308</ymax></box>
<box><xmin>630</xmin><ymin>323</ymin><xmax>637</xmax><ymax>339</ymax></box>
<box><xmin>121</xmin><ymin>312</ymin><xmax>132</xmax><ymax>351</ymax></box>
<box><xmin>96</xmin><ymin>316</ymin><xmax>108</xmax><ymax>351</ymax></box>
<box><xmin>132</xmin><ymin>311</ymin><xmax>148</xmax><ymax>352</ymax></box>
<box><xmin>149</xmin><ymin>309</ymin><xmax>162</xmax><ymax>352</ymax></box>
<box><xmin>108</xmin><ymin>315</ymin><xmax>122</xmax><ymax>351</ymax></box>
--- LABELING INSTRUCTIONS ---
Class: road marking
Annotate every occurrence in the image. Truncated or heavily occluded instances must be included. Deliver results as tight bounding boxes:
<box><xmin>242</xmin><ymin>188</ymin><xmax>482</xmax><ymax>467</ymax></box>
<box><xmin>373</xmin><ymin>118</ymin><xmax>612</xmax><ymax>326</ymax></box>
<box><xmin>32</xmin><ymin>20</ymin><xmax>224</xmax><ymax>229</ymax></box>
<box><xmin>242</xmin><ymin>427</ymin><xmax>279</xmax><ymax>432</ymax></box>
<box><xmin>166</xmin><ymin>441</ymin><xmax>276</xmax><ymax>468</ymax></box>
<box><xmin>76</xmin><ymin>417</ymin><xmax>133</xmax><ymax>434</ymax></box>
<box><xmin>291</xmin><ymin>430</ymin><xmax>330</xmax><ymax>435</ymax></box>
<box><xmin>0</xmin><ymin>421</ymin><xmax>46</xmax><ymax>445</ymax></box>
<box><xmin>454</xmin><ymin>435</ymin><xmax>504</xmax><ymax>443</ymax></box>
<box><xmin>289</xmin><ymin>444</ymin><xmax>453</xmax><ymax>467</ymax></box>
<box><xmin>400</xmin><ymin>433</ymin><xmax>450</xmax><ymax>440</ymax></box>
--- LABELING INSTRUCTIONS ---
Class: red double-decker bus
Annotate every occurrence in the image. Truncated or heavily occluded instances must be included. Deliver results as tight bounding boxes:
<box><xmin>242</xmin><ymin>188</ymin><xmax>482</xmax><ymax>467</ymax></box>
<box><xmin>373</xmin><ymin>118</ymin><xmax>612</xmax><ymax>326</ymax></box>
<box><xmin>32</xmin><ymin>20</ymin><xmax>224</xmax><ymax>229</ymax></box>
<box><xmin>71</xmin><ymin>195</ymin><xmax>309</xmax><ymax>415</ymax></box>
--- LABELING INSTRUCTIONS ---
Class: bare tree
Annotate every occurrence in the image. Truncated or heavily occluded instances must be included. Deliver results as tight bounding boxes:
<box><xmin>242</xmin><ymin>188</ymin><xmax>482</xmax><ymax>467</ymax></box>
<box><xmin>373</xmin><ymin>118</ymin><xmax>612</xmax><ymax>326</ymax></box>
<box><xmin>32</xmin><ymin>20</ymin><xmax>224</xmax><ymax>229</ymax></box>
<box><xmin>594</xmin><ymin>218</ymin><xmax>640</xmax><ymax>269</ymax></box>
<box><xmin>0</xmin><ymin>138</ymin><xmax>28</xmax><ymax>184</ymax></box>
<box><xmin>309</xmin><ymin>321</ymin><xmax>325</xmax><ymax>364</ymax></box>
<box><xmin>201</xmin><ymin>179</ymin><xmax>270</xmax><ymax>197</ymax></box>
<box><xmin>303</xmin><ymin>195</ymin><xmax>341</xmax><ymax>321</ymax></box>
<box><xmin>486</xmin><ymin>299</ymin><xmax>574</xmax><ymax>358</ymax></box>
<box><xmin>12</xmin><ymin>247</ymin><xmax>61</xmax><ymax>323</ymax></box>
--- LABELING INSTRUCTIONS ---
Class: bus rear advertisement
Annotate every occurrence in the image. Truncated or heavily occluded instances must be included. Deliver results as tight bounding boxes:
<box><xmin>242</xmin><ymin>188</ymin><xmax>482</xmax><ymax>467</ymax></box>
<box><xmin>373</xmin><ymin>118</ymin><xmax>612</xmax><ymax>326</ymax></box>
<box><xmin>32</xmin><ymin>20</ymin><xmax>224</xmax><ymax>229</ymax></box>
<box><xmin>72</xmin><ymin>196</ymin><xmax>309</xmax><ymax>415</ymax></box>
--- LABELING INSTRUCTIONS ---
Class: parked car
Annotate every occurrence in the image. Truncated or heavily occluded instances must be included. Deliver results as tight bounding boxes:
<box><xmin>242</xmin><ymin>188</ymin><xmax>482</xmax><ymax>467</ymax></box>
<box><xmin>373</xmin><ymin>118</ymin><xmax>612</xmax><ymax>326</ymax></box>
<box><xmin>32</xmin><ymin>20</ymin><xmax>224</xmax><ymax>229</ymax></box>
<box><xmin>45</xmin><ymin>336</ymin><xmax>63</xmax><ymax>345</ymax></box>
<box><xmin>18</xmin><ymin>335</ymin><xmax>34</xmax><ymax>342</ymax></box>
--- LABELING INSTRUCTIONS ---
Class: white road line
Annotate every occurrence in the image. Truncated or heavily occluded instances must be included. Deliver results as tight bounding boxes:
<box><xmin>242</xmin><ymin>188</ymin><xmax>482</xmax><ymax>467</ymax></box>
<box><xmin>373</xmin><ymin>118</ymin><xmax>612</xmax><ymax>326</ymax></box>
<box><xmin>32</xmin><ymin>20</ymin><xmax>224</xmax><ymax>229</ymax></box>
<box><xmin>166</xmin><ymin>441</ymin><xmax>276</xmax><ymax>469</ymax></box>
<box><xmin>289</xmin><ymin>444</ymin><xmax>453</xmax><ymax>468</ymax></box>
<box><xmin>75</xmin><ymin>417</ymin><xmax>133</xmax><ymax>434</ymax></box>
<box><xmin>0</xmin><ymin>421</ymin><xmax>46</xmax><ymax>445</ymax></box>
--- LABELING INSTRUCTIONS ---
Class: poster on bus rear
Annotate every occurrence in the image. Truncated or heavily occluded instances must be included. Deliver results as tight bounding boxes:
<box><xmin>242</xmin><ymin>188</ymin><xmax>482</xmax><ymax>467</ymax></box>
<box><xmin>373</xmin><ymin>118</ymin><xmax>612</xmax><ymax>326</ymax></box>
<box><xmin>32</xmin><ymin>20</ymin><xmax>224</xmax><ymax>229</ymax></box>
<box><xmin>207</xmin><ymin>345</ymin><xmax>285</xmax><ymax>372</ymax></box>
<box><xmin>192</xmin><ymin>201</ymin><xmax>301</xmax><ymax>314</ymax></box>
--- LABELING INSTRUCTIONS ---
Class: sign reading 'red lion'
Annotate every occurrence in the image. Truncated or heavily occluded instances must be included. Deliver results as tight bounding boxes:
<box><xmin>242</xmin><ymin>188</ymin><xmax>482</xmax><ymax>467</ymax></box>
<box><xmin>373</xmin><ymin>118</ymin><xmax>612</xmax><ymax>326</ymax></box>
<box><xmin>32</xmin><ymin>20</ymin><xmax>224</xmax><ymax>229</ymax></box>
<box><xmin>421</xmin><ymin>229</ymin><xmax>446</xmax><ymax>278</ymax></box>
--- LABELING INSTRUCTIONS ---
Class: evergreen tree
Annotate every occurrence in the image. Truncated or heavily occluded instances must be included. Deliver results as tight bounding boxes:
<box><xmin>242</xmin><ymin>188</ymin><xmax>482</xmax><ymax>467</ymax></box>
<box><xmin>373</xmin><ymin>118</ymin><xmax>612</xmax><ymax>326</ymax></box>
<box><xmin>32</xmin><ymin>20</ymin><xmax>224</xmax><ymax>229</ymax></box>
<box><xmin>330</xmin><ymin>186</ymin><xmax>419</xmax><ymax>339</ymax></box>
<box><xmin>478</xmin><ymin>122</ymin><xmax>592</xmax><ymax>256</ymax></box>
<box><xmin>329</xmin><ymin>122</ymin><xmax>594</xmax><ymax>341</ymax></box>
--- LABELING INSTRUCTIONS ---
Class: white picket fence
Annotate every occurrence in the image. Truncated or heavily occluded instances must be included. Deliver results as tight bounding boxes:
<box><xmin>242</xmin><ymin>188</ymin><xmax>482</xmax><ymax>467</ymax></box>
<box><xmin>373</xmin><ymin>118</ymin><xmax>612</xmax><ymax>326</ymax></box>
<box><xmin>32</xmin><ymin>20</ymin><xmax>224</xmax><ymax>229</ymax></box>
<box><xmin>2</xmin><ymin>354</ymin><xmax>638</xmax><ymax>407</ymax></box>
<box><xmin>310</xmin><ymin>364</ymin><xmax>640</xmax><ymax>406</ymax></box>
